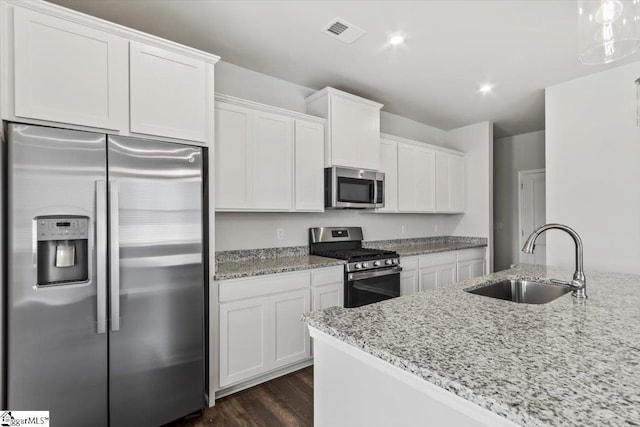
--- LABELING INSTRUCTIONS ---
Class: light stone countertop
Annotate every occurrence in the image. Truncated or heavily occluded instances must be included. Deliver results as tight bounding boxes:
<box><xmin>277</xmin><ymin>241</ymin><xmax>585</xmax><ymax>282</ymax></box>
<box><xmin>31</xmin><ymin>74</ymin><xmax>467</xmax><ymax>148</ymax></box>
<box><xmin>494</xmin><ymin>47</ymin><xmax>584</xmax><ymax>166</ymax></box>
<box><xmin>364</xmin><ymin>236</ymin><xmax>487</xmax><ymax>256</ymax></box>
<box><xmin>303</xmin><ymin>264</ymin><xmax>640</xmax><ymax>427</ymax></box>
<box><xmin>214</xmin><ymin>255</ymin><xmax>345</xmax><ymax>281</ymax></box>
<box><xmin>215</xmin><ymin>237</ymin><xmax>487</xmax><ymax>281</ymax></box>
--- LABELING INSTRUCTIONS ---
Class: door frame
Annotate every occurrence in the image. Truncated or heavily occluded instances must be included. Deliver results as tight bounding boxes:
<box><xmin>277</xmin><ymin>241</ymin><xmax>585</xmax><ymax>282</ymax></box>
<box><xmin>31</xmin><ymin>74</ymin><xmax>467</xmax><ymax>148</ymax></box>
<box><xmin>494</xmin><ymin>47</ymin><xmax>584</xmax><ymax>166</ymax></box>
<box><xmin>518</xmin><ymin>168</ymin><xmax>545</xmax><ymax>259</ymax></box>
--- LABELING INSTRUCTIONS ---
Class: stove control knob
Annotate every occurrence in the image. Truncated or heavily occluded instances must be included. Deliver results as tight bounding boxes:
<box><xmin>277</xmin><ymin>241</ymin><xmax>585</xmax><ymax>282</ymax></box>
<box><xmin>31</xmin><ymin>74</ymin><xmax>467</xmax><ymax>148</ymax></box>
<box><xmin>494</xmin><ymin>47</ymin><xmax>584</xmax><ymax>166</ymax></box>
<box><xmin>362</xmin><ymin>262</ymin><xmax>368</xmax><ymax>268</ymax></box>
<box><xmin>355</xmin><ymin>263</ymin><xmax>362</xmax><ymax>269</ymax></box>
<box><xmin>374</xmin><ymin>261</ymin><xmax>381</xmax><ymax>266</ymax></box>
<box><xmin>393</xmin><ymin>259</ymin><xmax>399</xmax><ymax>264</ymax></box>
<box><xmin>385</xmin><ymin>259</ymin><xmax>392</xmax><ymax>265</ymax></box>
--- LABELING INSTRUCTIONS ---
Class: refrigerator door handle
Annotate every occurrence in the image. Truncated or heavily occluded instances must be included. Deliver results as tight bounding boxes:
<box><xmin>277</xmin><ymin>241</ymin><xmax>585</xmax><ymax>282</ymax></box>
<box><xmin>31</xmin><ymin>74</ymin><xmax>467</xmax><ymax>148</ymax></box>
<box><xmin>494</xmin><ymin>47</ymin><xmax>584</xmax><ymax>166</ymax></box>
<box><xmin>96</xmin><ymin>180</ymin><xmax>107</xmax><ymax>335</ymax></box>
<box><xmin>109</xmin><ymin>180</ymin><xmax>121</xmax><ymax>332</ymax></box>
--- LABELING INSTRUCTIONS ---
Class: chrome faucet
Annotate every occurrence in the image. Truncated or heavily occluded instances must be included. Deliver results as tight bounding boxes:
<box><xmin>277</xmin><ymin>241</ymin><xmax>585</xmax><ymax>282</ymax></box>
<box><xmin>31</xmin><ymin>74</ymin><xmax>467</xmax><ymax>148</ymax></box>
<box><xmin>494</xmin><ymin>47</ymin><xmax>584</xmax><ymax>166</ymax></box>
<box><xmin>521</xmin><ymin>223</ymin><xmax>587</xmax><ymax>299</ymax></box>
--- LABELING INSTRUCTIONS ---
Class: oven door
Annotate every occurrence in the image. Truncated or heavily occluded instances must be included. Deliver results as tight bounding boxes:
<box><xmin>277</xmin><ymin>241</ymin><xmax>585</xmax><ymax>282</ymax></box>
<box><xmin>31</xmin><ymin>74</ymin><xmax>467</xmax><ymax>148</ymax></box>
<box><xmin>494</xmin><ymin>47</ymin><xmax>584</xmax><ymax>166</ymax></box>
<box><xmin>345</xmin><ymin>266</ymin><xmax>401</xmax><ymax>308</ymax></box>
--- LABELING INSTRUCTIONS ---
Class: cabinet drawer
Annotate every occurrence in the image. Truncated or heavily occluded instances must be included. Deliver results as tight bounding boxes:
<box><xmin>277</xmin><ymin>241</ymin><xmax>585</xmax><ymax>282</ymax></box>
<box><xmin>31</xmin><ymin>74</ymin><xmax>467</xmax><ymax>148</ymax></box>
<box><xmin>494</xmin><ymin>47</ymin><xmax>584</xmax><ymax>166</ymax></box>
<box><xmin>219</xmin><ymin>271</ymin><xmax>311</xmax><ymax>302</ymax></box>
<box><xmin>457</xmin><ymin>248</ymin><xmax>487</xmax><ymax>262</ymax></box>
<box><xmin>400</xmin><ymin>256</ymin><xmax>419</xmax><ymax>271</ymax></box>
<box><xmin>312</xmin><ymin>266</ymin><xmax>343</xmax><ymax>286</ymax></box>
<box><xmin>418</xmin><ymin>252</ymin><xmax>457</xmax><ymax>268</ymax></box>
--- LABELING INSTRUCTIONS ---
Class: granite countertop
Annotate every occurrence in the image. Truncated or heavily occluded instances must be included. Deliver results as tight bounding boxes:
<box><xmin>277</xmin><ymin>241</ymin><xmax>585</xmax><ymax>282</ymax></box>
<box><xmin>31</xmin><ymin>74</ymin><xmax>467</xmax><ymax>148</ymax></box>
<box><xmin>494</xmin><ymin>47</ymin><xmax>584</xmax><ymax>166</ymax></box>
<box><xmin>364</xmin><ymin>236</ymin><xmax>487</xmax><ymax>257</ymax></box>
<box><xmin>215</xmin><ymin>251</ymin><xmax>344</xmax><ymax>280</ymax></box>
<box><xmin>303</xmin><ymin>264</ymin><xmax>640</xmax><ymax>426</ymax></box>
<box><xmin>215</xmin><ymin>237</ymin><xmax>487</xmax><ymax>280</ymax></box>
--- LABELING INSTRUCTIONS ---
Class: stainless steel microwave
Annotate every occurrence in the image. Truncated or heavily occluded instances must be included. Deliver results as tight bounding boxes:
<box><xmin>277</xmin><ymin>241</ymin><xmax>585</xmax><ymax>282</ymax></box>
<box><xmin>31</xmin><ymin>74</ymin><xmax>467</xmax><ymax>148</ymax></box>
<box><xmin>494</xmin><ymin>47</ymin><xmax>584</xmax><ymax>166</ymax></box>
<box><xmin>325</xmin><ymin>167</ymin><xmax>384</xmax><ymax>209</ymax></box>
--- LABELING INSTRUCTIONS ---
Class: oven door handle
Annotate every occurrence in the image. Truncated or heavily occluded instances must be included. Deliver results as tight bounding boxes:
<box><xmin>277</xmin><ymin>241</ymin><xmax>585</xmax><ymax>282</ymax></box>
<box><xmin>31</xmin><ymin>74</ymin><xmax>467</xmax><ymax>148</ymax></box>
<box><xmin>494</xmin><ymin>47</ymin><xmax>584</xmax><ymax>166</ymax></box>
<box><xmin>348</xmin><ymin>266</ymin><xmax>402</xmax><ymax>281</ymax></box>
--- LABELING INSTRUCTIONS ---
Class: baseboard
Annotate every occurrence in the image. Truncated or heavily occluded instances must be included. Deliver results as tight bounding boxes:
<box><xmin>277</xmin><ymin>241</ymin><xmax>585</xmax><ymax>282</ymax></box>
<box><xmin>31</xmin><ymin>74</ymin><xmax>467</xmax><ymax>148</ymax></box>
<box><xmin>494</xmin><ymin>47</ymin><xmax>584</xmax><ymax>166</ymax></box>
<box><xmin>213</xmin><ymin>358</ymin><xmax>313</xmax><ymax>401</ymax></box>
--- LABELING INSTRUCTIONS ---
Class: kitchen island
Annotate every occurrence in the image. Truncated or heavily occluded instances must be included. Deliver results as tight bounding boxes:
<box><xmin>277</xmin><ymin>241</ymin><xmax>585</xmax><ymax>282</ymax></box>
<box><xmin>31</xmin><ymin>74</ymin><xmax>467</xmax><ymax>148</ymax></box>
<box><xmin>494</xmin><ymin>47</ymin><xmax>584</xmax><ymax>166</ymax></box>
<box><xmin>303</xmin><ymin>264</ymin><xmax>640</xmax><ymax>427</ymax></box>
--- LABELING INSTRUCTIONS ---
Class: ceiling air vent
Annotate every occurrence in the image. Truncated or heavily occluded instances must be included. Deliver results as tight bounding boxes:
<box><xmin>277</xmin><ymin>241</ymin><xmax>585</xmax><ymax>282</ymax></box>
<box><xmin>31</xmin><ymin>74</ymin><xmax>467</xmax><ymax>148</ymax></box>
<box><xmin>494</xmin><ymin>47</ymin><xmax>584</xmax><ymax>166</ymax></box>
<box><xmin>322</xmin><ymin>18</ymin><xmax>366</xmax><ymax>44</ymax></box>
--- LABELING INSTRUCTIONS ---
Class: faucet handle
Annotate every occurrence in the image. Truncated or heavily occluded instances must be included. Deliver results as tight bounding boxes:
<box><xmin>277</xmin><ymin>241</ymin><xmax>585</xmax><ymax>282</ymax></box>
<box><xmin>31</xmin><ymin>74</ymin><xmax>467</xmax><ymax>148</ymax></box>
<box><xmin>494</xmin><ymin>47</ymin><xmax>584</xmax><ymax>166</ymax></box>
<box><xmin>550</xmin><ymin>278</ymin><xmax>582</xmax><ymax>291</ymax></box>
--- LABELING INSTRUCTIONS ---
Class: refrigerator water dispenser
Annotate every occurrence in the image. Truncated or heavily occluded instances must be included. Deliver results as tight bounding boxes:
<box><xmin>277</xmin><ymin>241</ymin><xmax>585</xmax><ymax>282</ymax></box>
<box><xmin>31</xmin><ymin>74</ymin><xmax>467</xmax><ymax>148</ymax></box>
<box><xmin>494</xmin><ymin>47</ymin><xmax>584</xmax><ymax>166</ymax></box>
<box><xmin>36</xmin><ymin>216</ymin><xmax>89</xmax><ymax>286</ymax></box>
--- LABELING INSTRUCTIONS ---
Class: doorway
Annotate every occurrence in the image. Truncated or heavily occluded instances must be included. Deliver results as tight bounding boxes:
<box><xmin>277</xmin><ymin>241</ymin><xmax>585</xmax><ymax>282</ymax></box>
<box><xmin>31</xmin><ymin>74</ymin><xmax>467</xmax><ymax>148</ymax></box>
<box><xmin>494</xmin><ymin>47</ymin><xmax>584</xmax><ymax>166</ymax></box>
<box><xmin>518</xmin><ymin>169</ymin><xmax>545</xmax><ymax>264</ymax></box>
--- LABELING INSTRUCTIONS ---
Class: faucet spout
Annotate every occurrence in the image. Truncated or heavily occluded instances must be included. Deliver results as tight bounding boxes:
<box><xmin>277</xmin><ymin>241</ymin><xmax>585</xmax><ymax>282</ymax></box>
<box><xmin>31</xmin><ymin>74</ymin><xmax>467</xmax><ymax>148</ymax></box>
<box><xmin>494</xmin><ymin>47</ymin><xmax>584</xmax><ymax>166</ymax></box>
<box><xmin>521</xmin><ymin>223</ymin><xmax>586</xmax><ymax>299</ymax></box>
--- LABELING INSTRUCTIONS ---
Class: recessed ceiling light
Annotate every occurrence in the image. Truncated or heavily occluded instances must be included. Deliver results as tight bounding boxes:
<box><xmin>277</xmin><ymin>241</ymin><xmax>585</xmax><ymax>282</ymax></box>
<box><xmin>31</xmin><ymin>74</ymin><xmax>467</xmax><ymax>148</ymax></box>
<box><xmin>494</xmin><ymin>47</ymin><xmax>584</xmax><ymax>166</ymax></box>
<box><xmin>389</xmin><ymin>33</ymin><xmax>405</xmax><ymax>45</ymax></box>
<box><xmin>479</xmin><ymin>84</ymin><xmax>494</xmax><ymax>94</ymax></box>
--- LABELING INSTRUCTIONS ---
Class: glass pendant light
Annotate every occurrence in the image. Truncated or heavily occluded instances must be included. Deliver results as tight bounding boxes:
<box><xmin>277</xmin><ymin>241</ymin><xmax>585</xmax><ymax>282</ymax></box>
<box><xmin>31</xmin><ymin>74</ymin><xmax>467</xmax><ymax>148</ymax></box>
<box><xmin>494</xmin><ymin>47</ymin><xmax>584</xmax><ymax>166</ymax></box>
<box><xmin>578</xmin><ymin>0</ymin><xmax>640</xmax><ymax>64</ymax></box>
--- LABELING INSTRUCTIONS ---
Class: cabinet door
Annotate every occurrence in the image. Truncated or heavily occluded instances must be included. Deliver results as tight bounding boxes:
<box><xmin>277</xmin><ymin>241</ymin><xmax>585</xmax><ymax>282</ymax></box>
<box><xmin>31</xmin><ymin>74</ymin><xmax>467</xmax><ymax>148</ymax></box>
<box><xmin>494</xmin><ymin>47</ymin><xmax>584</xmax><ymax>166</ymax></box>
<box><xmin>437</xmin><ymin>263</ymin><xmax>457</xmax><ymax>287</ymax></box>
<box><xmin>130</xmin><ymin>41</ymin><xmax>207</xmax><ymax>142</ymax></box>
<box><xmin>270</xmin><ymin>290</ymin><xmax>311</xmax><ymax>369</ymax></box>
<box><xmin>330</xmin><ymin>95</ymin><xmax>380</xmax><ymax>170</ymax></box>
<box><xmin>421</xmin><ymin>266</ymin><xmax>456</xmax><ymax>291</ymax></box>
<box><xmin>419</xmin><ymin>267</ymin><xmax>438</xmax><ymax>292</ymax></box>
<box><xmin>295</xmin><ymin>120</ymin><xmax>324</xmax><ymax>211</ymax></box>
<box><xmin>398</xmin><ymin>144</ymin><xmax>435</xmax><ymax>212</ymax></box>
<box><xmin>13</xmin><ymin>6</ymin><xmax>127</xmax><ymax>130</ymax></box>
<box><xmin>400</xmin><ymin>270</ymin><xmax>420</xmax><ymax>296</ymax></box>
<box><xmin>436</xmin><ymin>152</ymin><xmax>465</xmax><ymax>213</ymax></box>
<box><xmin>219</xmin><ymin>297</ymin><xmax>269</xmax><ymax>387</ymax></box>
<box><xmin>215</xmin><ymin>102</ymin><xmax>252</xmax><ymax>209</ymax></box>
<box><xmin>456</xmin><ymin>261</ymin><xmax>472</xmax><ymax>282</ymax></box>
<box><xmin>312</xmin><ymin>283</ymin><xmax>343</xmax><ymax>310</ymax></box>
<box><xmin>470</xmin><ymin>259</ymin><xmax>486</xmax><ymax>279</ymax></box>
<box><xmin>252</xmin><ymin>111</ymin><xmax>293</xmax><ymax>210</ymax></box>
<box><xmin>378</xmin><ymin>138</ymin><xmax>398</xmax><ymax>212</ymax></box>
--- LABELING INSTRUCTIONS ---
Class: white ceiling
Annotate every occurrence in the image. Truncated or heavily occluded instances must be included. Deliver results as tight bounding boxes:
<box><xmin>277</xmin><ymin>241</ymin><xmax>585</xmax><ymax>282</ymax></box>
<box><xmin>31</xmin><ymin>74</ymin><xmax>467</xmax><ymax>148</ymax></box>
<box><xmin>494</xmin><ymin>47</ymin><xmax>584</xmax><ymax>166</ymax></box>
<box><xmin>51</xmin><ymin>0</ymin><xmax>639</xmax><ymax>138</ymax></box>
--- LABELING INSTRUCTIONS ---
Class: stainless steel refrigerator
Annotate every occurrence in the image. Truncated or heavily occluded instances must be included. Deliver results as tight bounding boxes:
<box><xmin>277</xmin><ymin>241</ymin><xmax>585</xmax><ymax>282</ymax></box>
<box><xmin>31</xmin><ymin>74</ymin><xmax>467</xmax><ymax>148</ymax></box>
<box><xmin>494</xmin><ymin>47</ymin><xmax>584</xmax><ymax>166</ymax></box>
<box><xmin>5</xmin><ymin>123</ymin><xmax>206</xmax><ymax>426</ymax></box>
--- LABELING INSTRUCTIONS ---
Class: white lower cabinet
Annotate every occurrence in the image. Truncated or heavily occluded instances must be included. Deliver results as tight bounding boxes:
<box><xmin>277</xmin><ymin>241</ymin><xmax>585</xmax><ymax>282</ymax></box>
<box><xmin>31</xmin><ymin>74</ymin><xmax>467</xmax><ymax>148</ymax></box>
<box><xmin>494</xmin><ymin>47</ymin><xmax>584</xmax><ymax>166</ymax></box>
<box><xmin>271</xmin><ymin>289</ymin><xmax>311</xmax><ymax>369</ymax></box>
<box><xmin>456</xmin><ymin>248</ymin><xmax>487</xmax><ymax>281</ymax></box>
<box><xmin>311</xmin><ymin>266</ymin><xmax>344</xmax><ymax>310</ymax></box>
<box><xmin>219</xmin><ymin>297</ymin><xmax>269</xmax><ymax>387</ymax></box>
<box><xmin>218</xmin><ymin>266</ymin><xmax>342</xmax><ymax>389</ymax></box>
<box><xmin>399</xmin><ymin>256</ymin><xmax>419</xmax><ymax>296</ymax></box>
<box><xmin>419</xmin><ymin>252</ymin><xmax>457</xmax><ymax>292</ymax></box>
<box><xmin>313</xmin><ymin>283</ymin><xmax>343</xmax><ymax>310</ymax></box>
<box><xmin>400</xmin><ymin>248</ymin><xmax>487</xmax><ymax>294</ymax></box>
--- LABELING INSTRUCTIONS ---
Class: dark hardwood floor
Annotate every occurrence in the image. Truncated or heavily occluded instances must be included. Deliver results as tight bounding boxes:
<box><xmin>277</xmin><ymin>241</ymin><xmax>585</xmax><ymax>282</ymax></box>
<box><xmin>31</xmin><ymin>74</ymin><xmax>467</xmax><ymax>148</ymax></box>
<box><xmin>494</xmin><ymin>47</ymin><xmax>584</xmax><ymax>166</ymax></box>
<box><xmin>165</xmin><ymin>367</ymin><xmax>314</xmax><ymax>427</ymax></box>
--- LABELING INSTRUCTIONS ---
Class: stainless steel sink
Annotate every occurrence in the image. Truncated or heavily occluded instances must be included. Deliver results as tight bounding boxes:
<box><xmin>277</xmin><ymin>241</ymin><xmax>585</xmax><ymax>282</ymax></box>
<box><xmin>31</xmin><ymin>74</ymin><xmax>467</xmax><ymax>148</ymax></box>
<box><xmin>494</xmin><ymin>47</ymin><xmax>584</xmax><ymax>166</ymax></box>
<box><xmin>464</xmin><ymin>279</ymin><xmax>572</xmax><ymax>304</ymax></box>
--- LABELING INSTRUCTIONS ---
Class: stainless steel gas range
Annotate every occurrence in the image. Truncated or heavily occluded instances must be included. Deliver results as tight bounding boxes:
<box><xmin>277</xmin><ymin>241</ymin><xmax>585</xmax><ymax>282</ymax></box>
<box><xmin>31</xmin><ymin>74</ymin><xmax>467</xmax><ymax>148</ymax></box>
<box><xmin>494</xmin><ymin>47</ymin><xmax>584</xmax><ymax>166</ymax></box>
<box><xmin>309</xmin><ymin>227</ymin><xmax>402</xmax><ymax>308</ymax></box>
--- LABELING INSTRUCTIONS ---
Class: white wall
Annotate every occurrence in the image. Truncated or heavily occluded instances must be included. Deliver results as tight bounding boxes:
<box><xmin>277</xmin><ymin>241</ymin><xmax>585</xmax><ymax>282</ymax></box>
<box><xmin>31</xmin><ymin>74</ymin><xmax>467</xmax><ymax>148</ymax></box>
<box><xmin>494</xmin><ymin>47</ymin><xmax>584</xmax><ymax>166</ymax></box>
<box><xmin>215</xmin><ymin>60</ymin><xmax>459</xmax><ymax>250</ymax></box>
<box><xmin>216</xmin><ymin>61</ymin><xmax>447</xmax><ymax>145</ymax></box>
<box><xmin>445</xmin><ymin>122</ymin><xmax>494</xmax><ymax>271</ymax></box>
<box><xmin>546</xmin><ymin>62</ymin><xmax>640</xmax><ymax>274</ymax></box>
<box><xmin>216</xmin><ymin>212</ymin><xmax>455</xmax><ymax>251</ymax></box>
<box><xmin>493</xmin><ymin>131</ymin><xmax>545</xmax><ymax>271</ymax></box>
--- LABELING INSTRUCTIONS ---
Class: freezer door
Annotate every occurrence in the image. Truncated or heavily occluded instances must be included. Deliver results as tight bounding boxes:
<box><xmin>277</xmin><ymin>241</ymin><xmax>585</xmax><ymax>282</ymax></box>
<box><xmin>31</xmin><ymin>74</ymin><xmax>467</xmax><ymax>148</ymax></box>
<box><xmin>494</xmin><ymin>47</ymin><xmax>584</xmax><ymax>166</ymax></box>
<box><xmin>108</xmin><ymin>136</ymin><xmax>205</xmax><ymax>426</ymax></box>
<box><xmin>6</xmin><ymin>124</ymin><xmax>108</xmax><ymax>427</ymax></box>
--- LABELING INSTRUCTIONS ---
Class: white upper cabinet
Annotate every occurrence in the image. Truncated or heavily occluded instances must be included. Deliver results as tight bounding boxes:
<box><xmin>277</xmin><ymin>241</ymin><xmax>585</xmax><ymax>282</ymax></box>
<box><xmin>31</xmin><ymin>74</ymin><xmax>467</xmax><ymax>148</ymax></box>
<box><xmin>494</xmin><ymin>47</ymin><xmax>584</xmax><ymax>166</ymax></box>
<box><xmin>377</xmin><ymin>138</ymin><xmax>398</xmax><ymax>213</ymax></box>
<box><xmin>12</xmin><ymin>6</ymin><xmax>128</xmax><ymax>130</ymax></box>
<box><xmin>129</xmin><ymin>41</ymin><xmax>207</xmax><ymax>142</ymax></box>
<box><xmin>436</xmin><ymin>151</ymin><xmax>465</xmax><ymax>213</ymax></box>
<box><xmin>214</xmin><ymin>95</ymin><xmax>325</xmax><ymax>212</ymax></box>
<box><xmin>2</xmin><ymin>1</ymin><xmax>218</xmax><ymax>143</ymax></box>
<box><xmin>252</xmin><ymin>110</ymin><xmax>293</xmax><ymax>210</ymax></box>
<box><xmin>306</xmin><ymin>87</ymin><xmax>383</xmax><ymax>170</ymax></box>
<box><xmin>398</xmin><ymin>143</ymin><xmax>436</xmax><ymax>213</ymax></box>
<box><xmin>295</xmin><ymin>120</ymin><xmax>325</xmax><ymax>212</ymax></box>
<box><xmin>215</xmin><ymin>102</ymin><xmax>252</xmax><ymax>209</ymax></box>
<box><xmin>379</xmin><ymin>133</ymin><xmax>465</xmax><ymax>214</ymax></box>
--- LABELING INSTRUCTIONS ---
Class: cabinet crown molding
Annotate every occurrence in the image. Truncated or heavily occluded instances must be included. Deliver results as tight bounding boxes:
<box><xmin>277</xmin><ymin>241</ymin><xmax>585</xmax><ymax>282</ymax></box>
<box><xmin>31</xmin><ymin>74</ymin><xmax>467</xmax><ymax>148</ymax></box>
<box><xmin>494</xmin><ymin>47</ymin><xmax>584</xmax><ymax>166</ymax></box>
<box><xmin>2</xmin><ymin>0</ymin><xmax>220</xmax><ymax>64</ymax></box>
<box><xmin>304</xmin><ymin>87</ymin><xmax>384</xmax><ymax>110</ymax></box>
<box><xmin>380</xmin><ymin>133</ymin><xmax>464</xmax><ymax>156</ymax></box>
<box><xmin>215</xmin><ymin>94</ymin><xmax>326</xmax><ymax>124</ymax></box>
